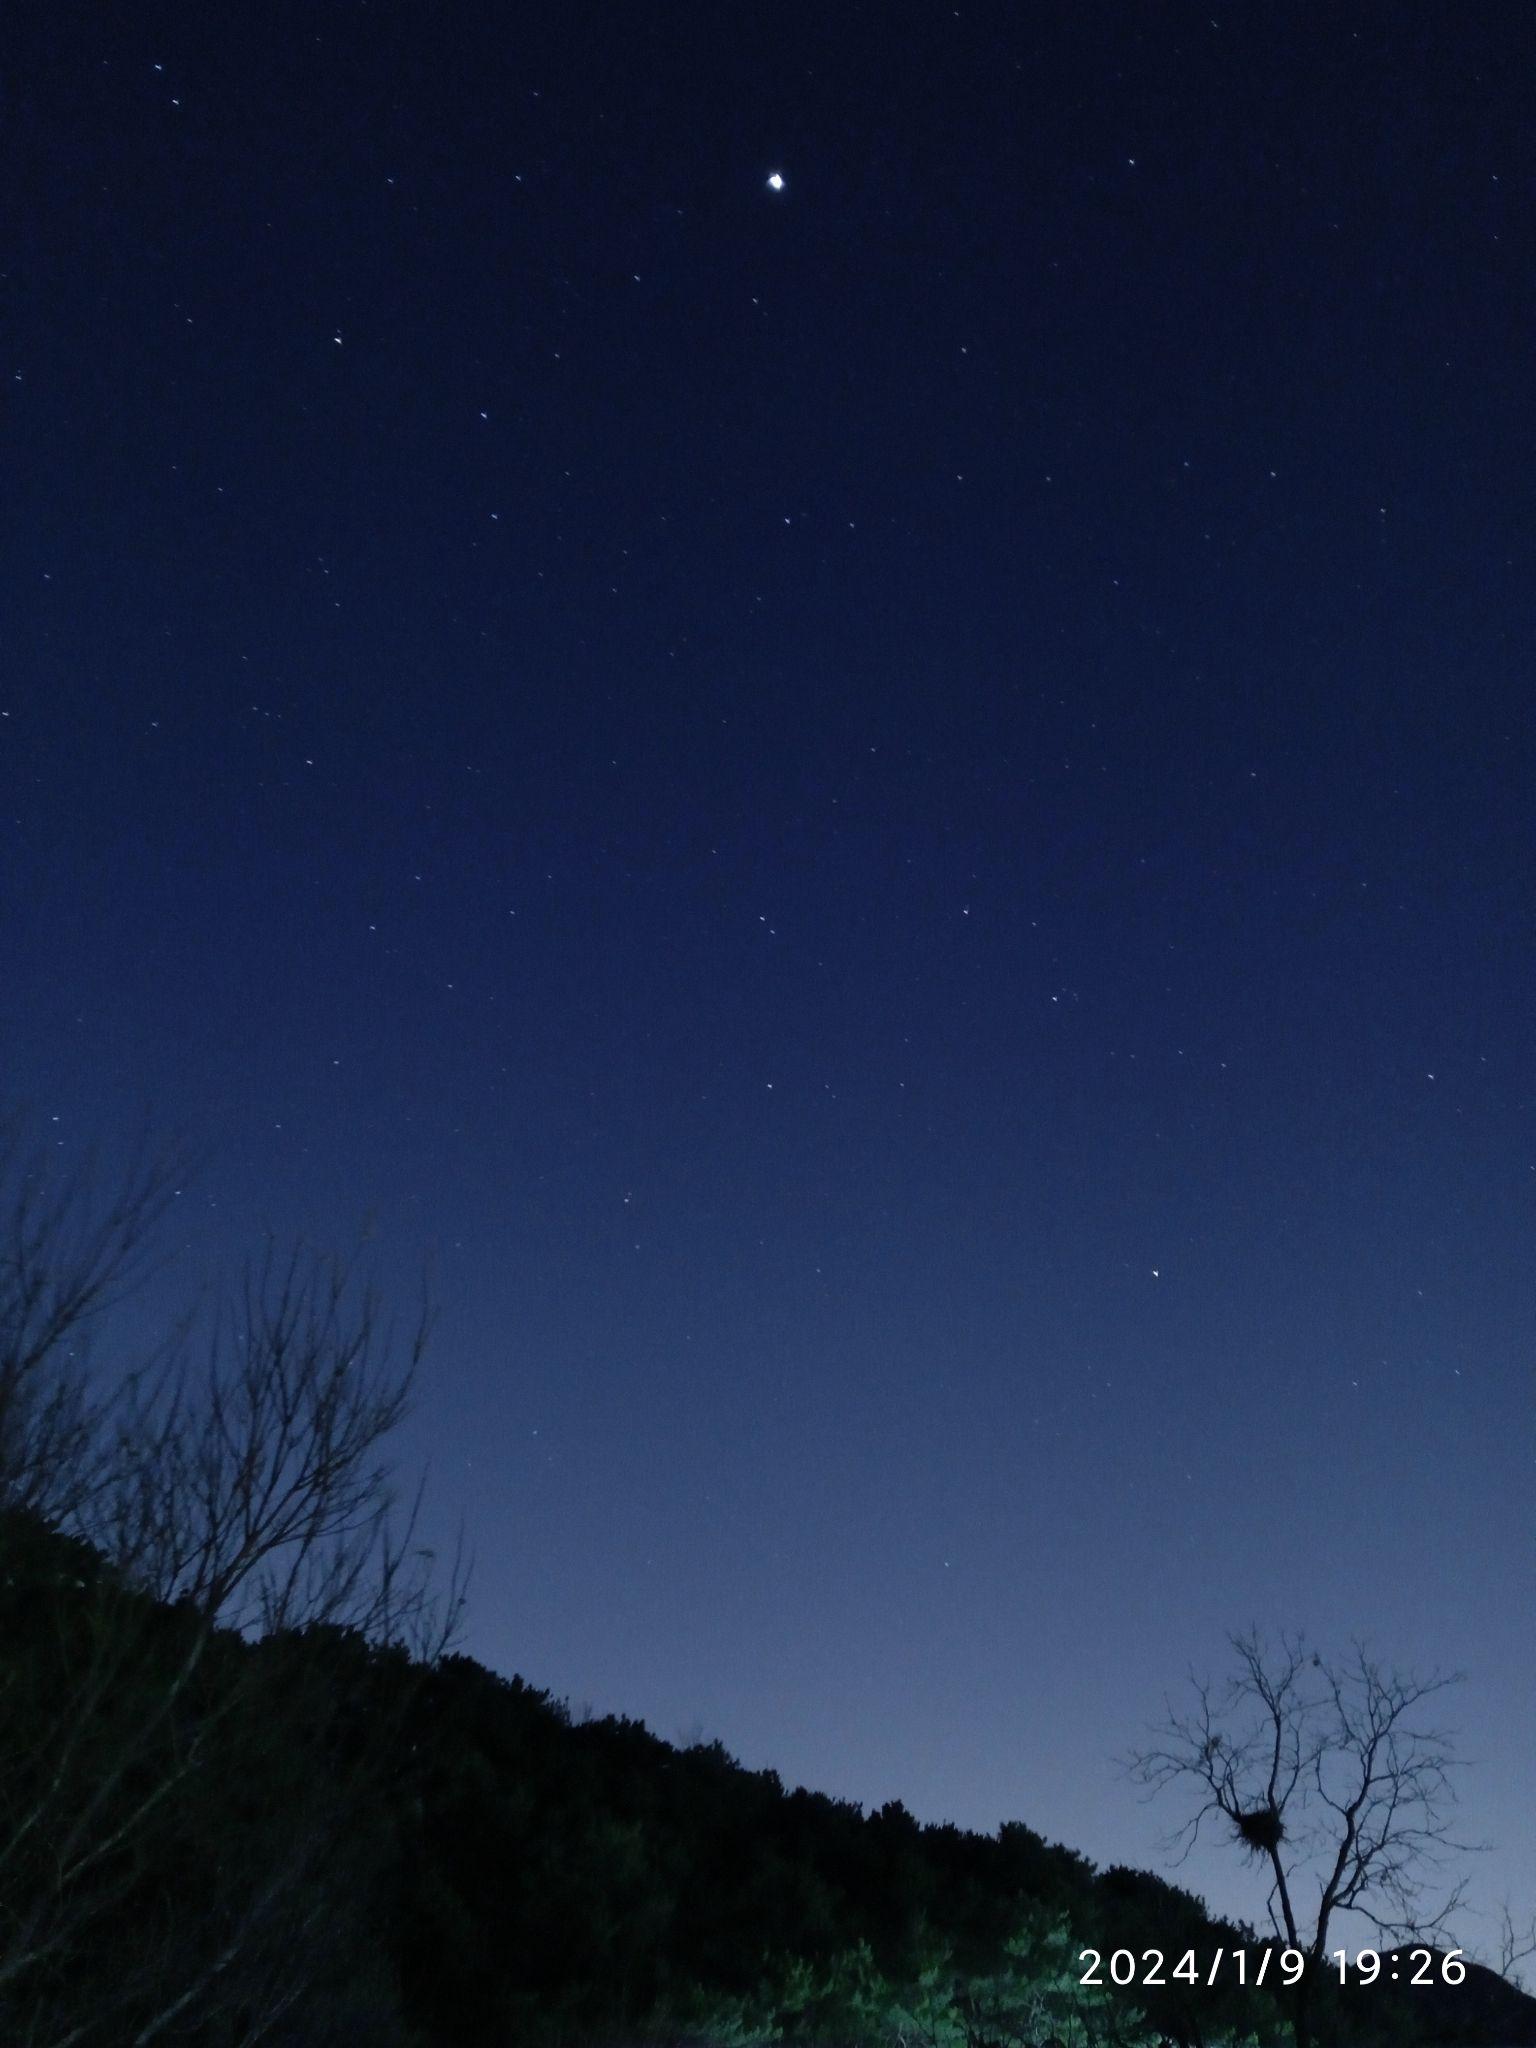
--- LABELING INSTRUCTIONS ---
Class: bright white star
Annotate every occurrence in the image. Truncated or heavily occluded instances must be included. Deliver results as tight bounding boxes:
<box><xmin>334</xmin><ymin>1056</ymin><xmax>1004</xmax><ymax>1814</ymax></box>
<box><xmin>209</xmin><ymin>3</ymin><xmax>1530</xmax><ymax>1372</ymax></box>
<box><xmin>766</xmin><ymin>171</ymin><xmax>785</xmax><ymax>192</ymax></box>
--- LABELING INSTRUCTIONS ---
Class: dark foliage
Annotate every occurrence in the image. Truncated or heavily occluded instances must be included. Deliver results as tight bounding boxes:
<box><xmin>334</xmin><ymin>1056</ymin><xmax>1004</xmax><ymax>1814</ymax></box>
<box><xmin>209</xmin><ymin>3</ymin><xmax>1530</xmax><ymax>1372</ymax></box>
<box><xmin>2</xmin><ymin>1511</ymin><xmax>1529</xmax><ymax>2047</ymax></box>
<box><xmin>0</xmin><ymin>1506</ymin><xmax>415</xmax><ymax>2047</ymax></box>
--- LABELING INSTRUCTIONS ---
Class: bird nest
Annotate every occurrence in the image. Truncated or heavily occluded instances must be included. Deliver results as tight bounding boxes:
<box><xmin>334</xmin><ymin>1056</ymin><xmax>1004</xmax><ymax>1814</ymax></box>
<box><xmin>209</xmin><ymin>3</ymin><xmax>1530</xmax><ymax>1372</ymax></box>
<box><xmin>1233</xmin><ymin>1804</ymin><xmax>1286</xmax><ymax>1854</ymax></box>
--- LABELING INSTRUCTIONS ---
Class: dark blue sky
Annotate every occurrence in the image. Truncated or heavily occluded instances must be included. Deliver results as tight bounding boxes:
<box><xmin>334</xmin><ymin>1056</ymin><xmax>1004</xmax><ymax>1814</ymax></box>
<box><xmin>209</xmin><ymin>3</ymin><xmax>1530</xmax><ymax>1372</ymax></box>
<box><xmin>4</xmin><ymin>0</ymin><xmax>1531</xmax><ymax>1952</ymax></box>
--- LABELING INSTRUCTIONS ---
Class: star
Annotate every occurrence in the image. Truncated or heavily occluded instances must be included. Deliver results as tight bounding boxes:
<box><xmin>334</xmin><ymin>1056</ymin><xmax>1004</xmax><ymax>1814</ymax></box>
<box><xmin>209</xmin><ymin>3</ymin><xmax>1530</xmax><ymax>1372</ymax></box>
<box><xmin>766</xmin><ymin>171</ymin><xmax>785</xmax><ymax>192</ymax></box>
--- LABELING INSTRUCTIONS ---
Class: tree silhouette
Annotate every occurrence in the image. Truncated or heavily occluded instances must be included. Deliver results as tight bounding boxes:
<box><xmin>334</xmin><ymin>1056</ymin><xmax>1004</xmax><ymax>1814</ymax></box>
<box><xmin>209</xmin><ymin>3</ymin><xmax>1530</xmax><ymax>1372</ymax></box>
<box><xmin>1123</xmin><ymin>1627</ymin><xmax>1482</xmax><ymax>2048</ymax></box>
<box><xmin>0</xmin><ymin>1115</ymin><xmax>463</xmax><ymax>2046</ymax></box>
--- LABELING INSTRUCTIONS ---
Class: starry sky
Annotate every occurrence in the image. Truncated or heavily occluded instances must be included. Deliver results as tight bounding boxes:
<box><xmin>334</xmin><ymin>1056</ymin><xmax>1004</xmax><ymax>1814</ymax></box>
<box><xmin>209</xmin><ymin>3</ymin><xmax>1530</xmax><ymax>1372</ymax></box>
<box><xmin>4</xmin><ymin>0</ymin><xmax>1531</xmax><ymax>1955</ymax></box>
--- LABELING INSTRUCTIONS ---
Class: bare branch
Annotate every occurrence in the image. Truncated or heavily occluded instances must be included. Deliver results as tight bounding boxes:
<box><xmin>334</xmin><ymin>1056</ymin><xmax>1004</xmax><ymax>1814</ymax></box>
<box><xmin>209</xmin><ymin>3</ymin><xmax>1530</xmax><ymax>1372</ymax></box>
<box><xmin>1495</xmin><ymin>1899</ymin><xmax>1536</xmax><ymax>1991</ymax></box>
<box><xmin>1121</xmin><ymin>1627</ymin><xmax>1488</xmax><ymax>2048</ymax></box>
<box><xmin>0</xmin><ymin>1118</ymin><xmax>459</xmax><ymax>2045</ymax></box>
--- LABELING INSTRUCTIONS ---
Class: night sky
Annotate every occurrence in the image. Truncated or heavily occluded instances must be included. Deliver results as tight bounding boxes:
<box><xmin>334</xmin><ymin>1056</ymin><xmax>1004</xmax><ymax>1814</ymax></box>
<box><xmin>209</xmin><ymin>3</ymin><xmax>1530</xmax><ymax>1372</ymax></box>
<box><xmin>5</xmin><ymin>1</ymin><xmax>1531</xmax><ymax>1953</ymax></box>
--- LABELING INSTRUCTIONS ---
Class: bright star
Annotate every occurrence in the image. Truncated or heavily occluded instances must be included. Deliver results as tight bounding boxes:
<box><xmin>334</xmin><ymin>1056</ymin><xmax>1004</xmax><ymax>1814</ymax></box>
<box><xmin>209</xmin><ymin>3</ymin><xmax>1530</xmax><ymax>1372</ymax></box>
<box><xmin>766</xmin><ymin>171</ymin><xmax>785</xmax><ymax>192</ymax></box>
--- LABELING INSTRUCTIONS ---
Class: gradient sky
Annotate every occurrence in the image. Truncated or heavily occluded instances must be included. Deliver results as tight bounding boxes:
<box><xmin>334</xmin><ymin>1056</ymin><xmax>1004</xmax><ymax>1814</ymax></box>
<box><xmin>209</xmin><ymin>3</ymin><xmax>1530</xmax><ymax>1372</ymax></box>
<box><xmin>4</xmin><ymin>0</ymin><xmax>1531</xmax><ymax>1959</ymax></box>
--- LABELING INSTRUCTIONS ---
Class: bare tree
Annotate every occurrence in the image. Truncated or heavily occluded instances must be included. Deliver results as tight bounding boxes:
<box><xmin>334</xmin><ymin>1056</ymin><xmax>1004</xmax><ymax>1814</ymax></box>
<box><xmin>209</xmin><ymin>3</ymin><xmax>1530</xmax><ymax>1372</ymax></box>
<box><xmin>1122</xmin><ymin>1627</ymin><xmax>1482</xmax><ymax>2048</ymax></box>
<box><xmin>1495</xmin><ymin>1899</ymin><xmax>1536</xmax><ymax>1992</ymax></box>
<box><xmin>0</xmin><ymin>1119</ymin><xmax>187</xmax><ymax>1527</ymax></box>
<box><xmin>0</xmin><ymin>1117</ymin><xmax>465</xmax><ymax>2048</ymax></box>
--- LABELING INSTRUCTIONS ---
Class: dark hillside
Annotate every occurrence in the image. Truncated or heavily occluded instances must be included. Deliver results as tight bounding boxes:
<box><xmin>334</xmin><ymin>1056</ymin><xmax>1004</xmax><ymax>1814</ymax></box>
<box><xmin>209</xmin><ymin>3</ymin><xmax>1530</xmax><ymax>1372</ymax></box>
<box><xmin>4</xmin><ymin>1510</ymin><xmax>1532</xmax><ymax>2048</ymax></box>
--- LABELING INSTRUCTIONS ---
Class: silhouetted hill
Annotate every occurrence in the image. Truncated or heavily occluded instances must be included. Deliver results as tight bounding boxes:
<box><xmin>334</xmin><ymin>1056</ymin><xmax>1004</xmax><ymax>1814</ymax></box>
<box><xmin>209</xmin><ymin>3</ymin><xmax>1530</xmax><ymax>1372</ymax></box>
<box><xmin>4</xmin><ymin>1507</ymin><xmax>1532</xmax><ymax>2047</ymax></box>
<box><xmin>1379</xmin><ymin>1950</ymin><xmax>1536</xmax><ymax>2048</ymax></box>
